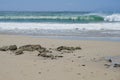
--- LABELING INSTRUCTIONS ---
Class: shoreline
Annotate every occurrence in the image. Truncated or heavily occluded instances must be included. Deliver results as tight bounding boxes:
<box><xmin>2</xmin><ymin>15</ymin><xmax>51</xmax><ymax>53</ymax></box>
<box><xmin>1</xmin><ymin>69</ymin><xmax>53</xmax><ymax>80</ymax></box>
<box><xmin>0</xmin><ymin>33</ymin><xmax>120</xmax><ymax>42</ymax></box>
<box><xmin>35</xmin><ymin>36</ymin><xmax>120</xmax><ymax>42</ymax></box>
<box><xmin>0</xmin><ymin>34</ymin><xmax>120</xmax><ymax>80</ymax></box>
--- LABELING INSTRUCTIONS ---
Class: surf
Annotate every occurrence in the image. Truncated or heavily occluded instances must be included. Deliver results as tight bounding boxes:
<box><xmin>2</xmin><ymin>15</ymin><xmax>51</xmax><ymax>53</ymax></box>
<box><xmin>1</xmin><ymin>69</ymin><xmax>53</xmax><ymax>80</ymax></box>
<box><xmin>1</xmin><ymin>11</ymin><xmax>120</xmax><ymax>23</ymax></box>
<box><xmin>0</xmin><ymin>15</ymin><xmax>104</xmax><ymax>23</ymax></box>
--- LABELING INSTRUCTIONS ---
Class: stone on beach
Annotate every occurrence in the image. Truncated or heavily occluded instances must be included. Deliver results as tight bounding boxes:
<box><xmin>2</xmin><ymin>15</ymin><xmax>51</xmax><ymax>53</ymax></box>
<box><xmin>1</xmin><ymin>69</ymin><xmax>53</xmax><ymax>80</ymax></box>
<box><xmin>19</xmin><ymin>45</ymin><xmax>45</xmax><ymax>51</ymax></box>
<box><xmin>105</xmin><ymin>56</ymin><xmax>120</xmax><ymax>68</ymax></box>
<box><xmin>56</xmin><ymin>46</ymin><xmax>81</xmax><ymax>52</ymax></box>
<box><xmin>0</xmin><ymin>46</ymin><xmax>9</xmax><ymax>51</ymax></box>
<box><xmin>17</xmin><ymin>44</ymin><xmax>48</xmax><ymax>55</ymax></box>
<box><xmin>0</xmin><ymin>44</ymin><xmax>80</xmax><ymax>59</ymax></box>
<box><xmin>0</xmin><ymin>45</ymin><xmax>17</xmax><ymax>51</ymax></box>
<box><xmin>9</xmin><ymin>45</ymin><xmax>17</xmax><ymax>51</ymax></box>
<box><xmin>38</xmin><ymin>48</ymin><xmax>47</xmax><ymax>53</ymax></box>
<box><xmin>15</xmin><ymin>49</ymin><xmax>24</xmax><ymax>55</ymax></box>
<box><xmin>38</xmin><ymin>52</ymin><xmax>63</xmax><ymax>59</ymax></box>
<box><xmin>38</xmin><ymin>53</ymin><xmax>55</xmax><ymax>59</ymax></box>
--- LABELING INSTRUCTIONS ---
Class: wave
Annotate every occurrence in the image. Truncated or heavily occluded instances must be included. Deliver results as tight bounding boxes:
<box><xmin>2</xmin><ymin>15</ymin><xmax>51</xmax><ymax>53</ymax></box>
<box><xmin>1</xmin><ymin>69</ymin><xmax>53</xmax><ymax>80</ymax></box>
<box><xmin>0</xmin><ymin>15</ymin><xmax>104</xmax><ymax>23</ymax></box>
<box><xmin>104</xmin><ymin>14</ymin><xmax>120</xmax><ymax>22</ymax></box>
<box><xmin>0</xmin><ymin>12</ymin><xmax>120</xmax><ymax>22</ymax></box>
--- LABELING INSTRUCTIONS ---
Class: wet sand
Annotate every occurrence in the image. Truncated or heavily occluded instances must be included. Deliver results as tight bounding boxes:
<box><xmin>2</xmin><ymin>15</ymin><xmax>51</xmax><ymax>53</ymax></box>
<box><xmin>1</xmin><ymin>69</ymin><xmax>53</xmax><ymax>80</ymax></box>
<box><xmin>0</xmin><ymin>34</ymin><xmax>120</xmax><ymax>80</ymax></box>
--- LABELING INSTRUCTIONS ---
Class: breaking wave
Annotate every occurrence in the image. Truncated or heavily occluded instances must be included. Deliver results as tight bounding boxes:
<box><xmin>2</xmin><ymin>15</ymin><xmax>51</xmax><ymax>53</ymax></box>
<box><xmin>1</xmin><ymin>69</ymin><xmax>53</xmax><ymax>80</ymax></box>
<box><xmin>104</xmin><ymin>14</ymin><xmax>120</xmax><ymax>22</ymax></box>
<box><xmin>0</xmin><ymin>12</ymin><xmax>120</xmax><ymax>23</ymax></box>
<box><xmin>0</xmin><ymin>15</ymin><xmax>104</xmax><ymax>23</ymax></box>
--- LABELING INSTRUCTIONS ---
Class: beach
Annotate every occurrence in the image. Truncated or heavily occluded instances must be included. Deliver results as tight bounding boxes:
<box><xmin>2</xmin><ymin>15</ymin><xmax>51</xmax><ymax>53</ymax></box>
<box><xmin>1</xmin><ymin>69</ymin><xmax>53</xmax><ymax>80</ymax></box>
<box><xmin>0</xmin><ymin>34</ymin><xmax>120</xmax><ymax>80</ymax></box>
<box><xmin>0</xmin><ymin>0</ymin><xmax>120</xmax><ymax>80</ymax></box>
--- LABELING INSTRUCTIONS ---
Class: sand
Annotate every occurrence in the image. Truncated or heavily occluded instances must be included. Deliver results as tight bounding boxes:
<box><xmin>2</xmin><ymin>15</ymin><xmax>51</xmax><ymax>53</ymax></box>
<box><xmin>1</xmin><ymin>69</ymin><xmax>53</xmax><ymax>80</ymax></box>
<box><xmin>0</xmin><ymin>34</ymin><xmax>120</xmax><ymax>80</ymax></box>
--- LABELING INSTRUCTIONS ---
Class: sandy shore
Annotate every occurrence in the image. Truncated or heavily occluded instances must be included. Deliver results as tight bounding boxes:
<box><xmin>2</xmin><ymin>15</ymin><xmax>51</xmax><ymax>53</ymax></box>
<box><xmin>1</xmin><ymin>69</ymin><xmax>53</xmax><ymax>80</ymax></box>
<box><xmin>0</xmin><ymin>34</ymin><xmax>120</xmax><ymax>80</ymax></box>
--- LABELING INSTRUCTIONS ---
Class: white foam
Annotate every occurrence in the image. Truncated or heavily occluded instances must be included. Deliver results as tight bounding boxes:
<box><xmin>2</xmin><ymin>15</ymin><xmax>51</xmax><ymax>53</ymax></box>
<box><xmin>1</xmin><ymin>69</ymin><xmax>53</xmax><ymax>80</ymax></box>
<box><xmin>0</xmin><ymin>22</ymin><xmax>120</xmax><ymax>31</ymax></box>
<box><xmin>104</xmin><ymin>14</ymin><xmax>120</xmax><ymax>22</ymax></box>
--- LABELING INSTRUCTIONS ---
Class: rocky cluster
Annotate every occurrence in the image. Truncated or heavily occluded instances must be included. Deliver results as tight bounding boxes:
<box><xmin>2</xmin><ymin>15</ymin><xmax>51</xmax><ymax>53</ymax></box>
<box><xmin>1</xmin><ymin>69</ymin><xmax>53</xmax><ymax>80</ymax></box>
<box><xmin>0</xmin><ymin>45</ymin><xmax>82</xmax><ymax>59</ymax></box>
<box><xmin>105</xmin><ymin>56</ymin><xmax>120</xmax><ymax>68</ymax></box>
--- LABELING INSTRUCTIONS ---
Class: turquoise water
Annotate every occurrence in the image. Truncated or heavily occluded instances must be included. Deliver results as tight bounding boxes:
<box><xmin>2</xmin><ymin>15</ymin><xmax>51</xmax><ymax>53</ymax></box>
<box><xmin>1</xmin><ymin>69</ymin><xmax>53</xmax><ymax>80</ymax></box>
<box><xmin>0</xmin><ymin>11</ymin><xmax>116</xmax><ymax>23</ymax></box>
<box><xmin>0</xmin><ymin>11</ymin><xmax>120</xmax><ymax>41</ymax></box>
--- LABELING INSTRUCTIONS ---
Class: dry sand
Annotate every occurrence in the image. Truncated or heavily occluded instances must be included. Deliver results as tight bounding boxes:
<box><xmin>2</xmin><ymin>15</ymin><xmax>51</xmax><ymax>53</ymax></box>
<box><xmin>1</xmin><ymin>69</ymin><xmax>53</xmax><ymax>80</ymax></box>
<box><xmin>0</xmin><ymin>34</ymin><xmax>120</xmax><ymax>80</ymax></box>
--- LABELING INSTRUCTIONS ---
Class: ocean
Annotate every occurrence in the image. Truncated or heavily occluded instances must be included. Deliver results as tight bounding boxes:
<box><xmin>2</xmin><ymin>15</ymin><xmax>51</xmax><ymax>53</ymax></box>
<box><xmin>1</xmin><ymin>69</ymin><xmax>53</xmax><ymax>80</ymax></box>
<box><xmin>0</xmin><ymin>11</ymin><xmax>120</xmax><ymax>41</ymax></box>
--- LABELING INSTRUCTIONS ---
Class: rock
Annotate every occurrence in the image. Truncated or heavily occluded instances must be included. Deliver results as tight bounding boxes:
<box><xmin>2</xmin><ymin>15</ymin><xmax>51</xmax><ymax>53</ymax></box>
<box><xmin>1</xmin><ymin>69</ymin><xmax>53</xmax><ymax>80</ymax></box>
<box><xmin>105</xmin><ymin>56</ymin><xmax>120</xmax><ymax>68</ymax></box>
<box><xmin>19</xmin><ymin>45</ymin><xmax>43</xmax><ymax>51</ymax></box>
<box><xmin>38</xmin><ymin>47</ymin><xmax>52</xmax><ymax>54</ymax></box>
<box><xmin>113</xmin><ymin>64</ymin><xmax>120</xmax><ymax>67</ymax></box>
<box><xmin>56</xmin><ymin>46</ymin><xmax>81</xmax><ymax>52</ymax></box>
<box><xmin>55</xmin><ymin>55</ymin><xmax>63</xmax><ymax>58</ymax></box>
<box><xmin>15</xmin><ymin>49</ymin><xmax>23</xmax><ymax>55</ymax></box>
<box><xmin>38</xmin><ymin>53</ymin><xmax>55</xmax><ymax>59</ymax></box>
<box><xmin>109</xmin><ymin>59</ymin><xmax>112</xmax><ymax>62</ymax></box>
<box><xmin>82</xmin><ymin>64</ymin><xmax>85</xmax><ymax>66</ymax></box>
<box><xmin>9</xmin><ymin>45</ymin><xmax>17</xmax><ymax>51</ymax></box>
<box><xmin>32</xmin><ymin>45</ymin><xmax>42</xmax><ymax>50</ymax></box>
<box><xmin>38</xmin><ymin>48</ymin><xmax>46</xmax><ymax>53</ymax></box>
<box><xmin>0</xmin><ymin>45</ymin><xmax>17</xmax><ymax>51</ymax></box>
<box><xmin>0</xmin><ymin>46</ymin><xmax>9</xmax><ymax>51</ymax></box>
<box><xmin>75</xmin><ymin>47</ymin><xmax>82</xmax><ymax>50</ymax></box>
<box><xmin>56</xmin><ymin>46</ymin><xmax>72</xmax><ymax>51</ymax></box>
<box><xmin>19</xmin><ymin>45</ymin><xmax>34</xmax><ymax>51</ymax></box>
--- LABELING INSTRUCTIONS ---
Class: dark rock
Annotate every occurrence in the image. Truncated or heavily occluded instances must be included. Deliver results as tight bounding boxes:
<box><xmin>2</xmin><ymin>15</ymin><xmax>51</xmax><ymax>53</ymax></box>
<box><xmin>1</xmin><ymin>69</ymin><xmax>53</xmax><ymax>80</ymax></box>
<box><xmin>75</xmin><ymin>47</ymin><xmax>82</xmax><ymax>50</ymax></box>
<box><xmin>105</xmin><ymin>56</ymin><xmax>120</xmax><ymax>68</ymax></box>
<box><xmin>56</xmin><ymin>46</ymin><xmax>71</xmax><ymax>51</ymax></box>
<box><xmin>9</xmin><ymin>45</ymin><xmax>17</xmax><ymax>51</ymax></box>
<box><xmin>108</xmin><ymin>59</ymin><xmax>112</xmax><ymax>62</ymax></box>
<box><xmin>56</xmin><ymin>46</ymin><xmax>81</xmax><ymax>52</ymax></box>
<box><xmin>32</xmin><ymin>45</ymin><xmax>42</xmax><ymax>50</ymax></box>
<box><xmin>55</xmin><ymin>55</ymin><xmax>63</xmax><ymax>58</ymax></box>
<box><xmin>15</xmin><ymin>49</ymin><xmax>23</xmax><ymax>55</ymax></box>
<box><xmin>38</xmin><ymin>47</ymin><xmax>52</xmax><ymax>54</ymax></box>
<box><xmin>19</xmin><ymin>45</ymin><xmax>44</xmax><ymax>51</ymax></box>
<box><xmin>38</xmin><ymin>53</ymin><xmax>55</xmax><ymax>59</ymax></box>
<box><xmin>38</xmin><ymin>48</ymin><xmax>47</xmax><ymax>53</ymax></box>
<box><xmin>0</xmin><ymin>46</ymin><xmax>9</xmax><ymax>51</ymax></box>
<box><xmin>19</xmin><ymin>45</ymin><xmax>34</xmax><ymax>51</ymax></box>
<box><xmin>113</xmin><ymin>64</ymin><xmax>120</xmax><ymax>67</ymax></box>
<box><xmin>82</xmin><ymin>65</ymin><xmax>85</xmax><ymax>66</ymax></box>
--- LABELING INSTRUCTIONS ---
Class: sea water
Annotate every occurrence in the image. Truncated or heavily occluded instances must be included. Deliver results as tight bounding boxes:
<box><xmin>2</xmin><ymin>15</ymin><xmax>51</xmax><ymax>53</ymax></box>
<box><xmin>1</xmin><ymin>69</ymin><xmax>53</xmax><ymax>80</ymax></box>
<box><xmin>0</xmin><ymin>11</ymin><xmax>120</xmax><ymax>41</ymax></box>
